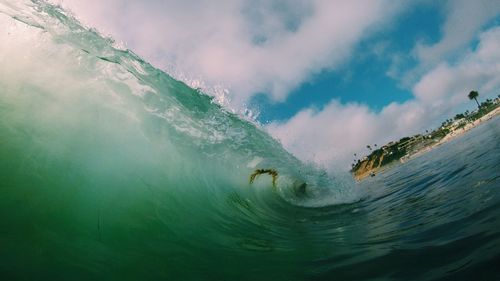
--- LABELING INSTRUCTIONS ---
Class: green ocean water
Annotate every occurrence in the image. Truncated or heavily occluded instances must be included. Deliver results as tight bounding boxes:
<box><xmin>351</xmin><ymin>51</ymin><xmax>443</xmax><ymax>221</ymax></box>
<box><xmin>1</xmin><ymin>1</ymin><xmax>500</xmax><ymax>280</ymax></box>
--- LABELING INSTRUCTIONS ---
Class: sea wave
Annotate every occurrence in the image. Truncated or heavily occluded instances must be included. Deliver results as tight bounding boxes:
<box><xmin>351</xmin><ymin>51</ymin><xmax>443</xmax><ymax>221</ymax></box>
<box><xmin>0</xmin><ymin>0</ymin><xmax>358</xmax><ymax>211</ymax></box>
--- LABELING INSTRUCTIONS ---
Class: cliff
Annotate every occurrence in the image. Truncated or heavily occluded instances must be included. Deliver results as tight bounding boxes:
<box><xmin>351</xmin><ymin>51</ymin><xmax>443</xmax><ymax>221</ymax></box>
<box><xmin>352</xmin><ymin>153</ymin><xmax>384</xmax><ymax>181</ymax></box>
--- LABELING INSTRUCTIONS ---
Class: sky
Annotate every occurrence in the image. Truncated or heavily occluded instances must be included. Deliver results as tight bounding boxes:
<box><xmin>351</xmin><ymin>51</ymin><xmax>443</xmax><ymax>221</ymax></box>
<box><xmin>51</xmin><ymin>0</ymin><xmax>500</xmax><ymax>171</ymax></box>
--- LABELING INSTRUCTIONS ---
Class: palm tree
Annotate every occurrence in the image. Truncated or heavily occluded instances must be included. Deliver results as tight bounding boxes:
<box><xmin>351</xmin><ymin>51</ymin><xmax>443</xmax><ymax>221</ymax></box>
<box><xmin>468</xmin><ymin>90</ymin><xmax>480</xmax><ymax>108</ymax></box>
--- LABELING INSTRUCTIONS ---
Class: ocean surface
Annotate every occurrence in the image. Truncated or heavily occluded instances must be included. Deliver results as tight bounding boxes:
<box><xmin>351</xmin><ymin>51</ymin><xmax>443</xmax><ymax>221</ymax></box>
<box><xmin>1</xmin><ymin>1</ymin><xmax>500</xmax><ymax>280</ymax></box>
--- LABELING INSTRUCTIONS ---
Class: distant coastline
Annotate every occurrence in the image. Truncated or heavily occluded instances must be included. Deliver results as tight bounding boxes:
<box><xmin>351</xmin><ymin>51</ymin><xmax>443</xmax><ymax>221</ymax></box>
<box><xmin>400</xmin><ymin>106</ymin><xmax>499</xmax><ymax>164</ymax></box>
<box><xmin>351</xmin><ymin>97</ymin><xmax>500</xmax><ymax>181</ymax></box>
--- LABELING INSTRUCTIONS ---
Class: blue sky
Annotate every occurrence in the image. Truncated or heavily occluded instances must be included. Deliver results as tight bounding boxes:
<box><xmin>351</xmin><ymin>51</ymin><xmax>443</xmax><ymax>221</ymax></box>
<box><xmin>55</xmin><ymin>0</ymin><xmax>500</xmax><ymax>170</ymax></box>
<box><xmin>253</xmin><ymin>2</ymin><xmax>444</xmax><ymax>122</ymax></box>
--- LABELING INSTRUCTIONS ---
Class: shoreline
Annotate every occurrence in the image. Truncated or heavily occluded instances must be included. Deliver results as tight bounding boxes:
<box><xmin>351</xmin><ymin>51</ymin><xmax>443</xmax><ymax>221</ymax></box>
<box><xmin>401</xmin><ymin>106</ymin><xmax>500</xmax><ymax>164</ymax></box>
<box><xmin>354</xmin><ymin>105</ymin><xmax>500</xmax><ymax>182</ymax></box>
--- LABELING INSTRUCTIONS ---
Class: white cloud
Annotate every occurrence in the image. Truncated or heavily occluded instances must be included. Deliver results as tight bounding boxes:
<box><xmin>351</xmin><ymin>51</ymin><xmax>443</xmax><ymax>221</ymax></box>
<box><xmin>414</xmin><ymin>0</ymin><xmax>500</xmax><ymax>66</ymax></box>
<box><xmin>268</xmin><ymin>26</ymin><xmax>500</xmax><ymax>170</ymax></box>
<box><xmin>267</xmin><ymin>100</ymin><xmax>430</xmax><ymax>171</ymax></box>
<box><xmin>395</xmin><ymin>0</ymin><xmax>500</xmax><ymax>86</ymax></box>
<box><xmin>414</xmin><ymin>27</ymin><xmax>500</xmax><ymax>102</ymax></box>
<box><xmin>54</xmin><ymin>0</ymin><xmax>406</xmax><ymax>108</ymax></box>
